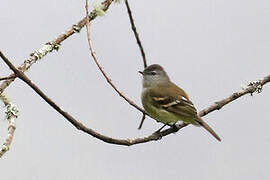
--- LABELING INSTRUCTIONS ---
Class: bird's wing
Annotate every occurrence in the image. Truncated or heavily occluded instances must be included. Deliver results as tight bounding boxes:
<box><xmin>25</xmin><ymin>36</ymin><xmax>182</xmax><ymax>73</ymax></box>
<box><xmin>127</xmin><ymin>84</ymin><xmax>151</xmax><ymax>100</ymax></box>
<box><xmin>150</xmin><ymin>85</ymin><xmax>199</xmax><ymax>121</ymax></box>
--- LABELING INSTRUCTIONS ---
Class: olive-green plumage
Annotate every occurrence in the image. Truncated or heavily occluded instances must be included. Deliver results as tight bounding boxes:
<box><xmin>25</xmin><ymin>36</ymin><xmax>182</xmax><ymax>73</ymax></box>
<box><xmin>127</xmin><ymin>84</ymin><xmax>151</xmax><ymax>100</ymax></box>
<box><xmin>140</xmin><ymin>64</ymin><xmax>221</xmax><ymax>141</ymax></box>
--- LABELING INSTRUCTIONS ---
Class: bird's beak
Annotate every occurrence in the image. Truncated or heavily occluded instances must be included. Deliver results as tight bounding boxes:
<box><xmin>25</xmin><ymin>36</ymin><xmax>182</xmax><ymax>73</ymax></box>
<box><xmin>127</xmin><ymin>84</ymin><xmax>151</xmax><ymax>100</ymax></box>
<box><xmin>138</xmin><ymin>71</ymin><xmax>143</xmax><ymax>75</ymax></box>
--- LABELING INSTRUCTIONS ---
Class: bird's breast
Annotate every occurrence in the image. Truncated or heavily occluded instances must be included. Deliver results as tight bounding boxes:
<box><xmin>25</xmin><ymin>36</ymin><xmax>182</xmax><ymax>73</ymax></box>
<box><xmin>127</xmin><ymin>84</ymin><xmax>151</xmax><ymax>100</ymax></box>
<box><xmin>141</xmin><ymin>89</ymin><xmax>180</xmax><ymax>124</ymax></box>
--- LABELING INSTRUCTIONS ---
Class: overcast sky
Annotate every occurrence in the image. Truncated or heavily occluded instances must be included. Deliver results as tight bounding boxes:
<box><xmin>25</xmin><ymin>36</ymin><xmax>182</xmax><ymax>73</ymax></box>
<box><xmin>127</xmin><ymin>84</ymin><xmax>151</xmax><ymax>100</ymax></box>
<box><xmin>1</xmin><ymin>0</ymin><xmax>270</xmax><ymax>179</ymax></box>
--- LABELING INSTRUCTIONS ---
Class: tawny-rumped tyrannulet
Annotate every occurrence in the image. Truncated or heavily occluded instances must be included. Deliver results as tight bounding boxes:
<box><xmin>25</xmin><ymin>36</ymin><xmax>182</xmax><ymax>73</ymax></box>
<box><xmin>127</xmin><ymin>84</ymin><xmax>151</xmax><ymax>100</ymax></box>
<box><xmin>139</xmin><ymin>64</ymin><xmax>221</xmax><ymax>141</ymax></box>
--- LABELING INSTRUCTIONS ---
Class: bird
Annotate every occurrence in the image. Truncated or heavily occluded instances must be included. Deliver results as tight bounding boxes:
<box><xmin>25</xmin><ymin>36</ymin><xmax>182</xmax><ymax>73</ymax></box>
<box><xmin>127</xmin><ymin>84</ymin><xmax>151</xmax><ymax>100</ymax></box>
<box><xmin>139</xmin><ymin>64</ymin><xmax>221</xmax><ymax>141</ymax></box>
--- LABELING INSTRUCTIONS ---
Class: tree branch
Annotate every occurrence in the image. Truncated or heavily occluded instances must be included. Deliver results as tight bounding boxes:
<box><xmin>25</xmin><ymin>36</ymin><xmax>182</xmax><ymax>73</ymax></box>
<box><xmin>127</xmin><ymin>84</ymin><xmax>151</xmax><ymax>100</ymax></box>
<box><xmin>85</xmin><ymin>1</ymin><xmax>146</xmax><ymax>114</ymax></box>
<box><xmin>0</xmin><ymin>0</ymin><xmax>269</xmax><ymax>148</ymax></box>
<box><xmin>125</xmin><ymin>0</ymin><xmax>147</xmax><ymax>68</ymax></box>
<box><xmin>0</xmin><ymin>51</ymin><xmax>148</xmax><ymax>146</ymax></box>
<box><xmin>124</xmin><ymin>0</ymin><xmax>148</xmax><ymax>129</ymax></box>
<box><xmin>0</xmin><ymin>0</ymin><xmax>115</xmax><ymax>95</ymax></box>
<box><xmin>138</xmin><ymin>113</ymin><xmax>146</xmax><ymax>130</ymax></box>
<box><xmin>1</xmin><ymin>10</ymin><xmax>270</xmax><ymax>147</ymax></box>
<box><xmin>198</xmin><ymin>78</ymin><xmax>270</xmax><ymax>117</ymax></box>
<box><xmin>0</xmin><ymin>75</ymin><xmax>16</xmax><ymax>81</ymax></box>
<box><xmin>0</xmin><ymin>93</ymin><xmax>19</xmax><ymax>158</ymax></box>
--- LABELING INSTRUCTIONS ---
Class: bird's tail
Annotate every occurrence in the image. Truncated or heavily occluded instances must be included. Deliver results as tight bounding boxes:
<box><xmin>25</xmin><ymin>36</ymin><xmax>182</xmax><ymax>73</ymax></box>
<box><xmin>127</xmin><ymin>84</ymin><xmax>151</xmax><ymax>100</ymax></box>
<box><xmin>197</xmin><ymin>116</ymin><xmax>221</xmax><ymax>142</ymax></box>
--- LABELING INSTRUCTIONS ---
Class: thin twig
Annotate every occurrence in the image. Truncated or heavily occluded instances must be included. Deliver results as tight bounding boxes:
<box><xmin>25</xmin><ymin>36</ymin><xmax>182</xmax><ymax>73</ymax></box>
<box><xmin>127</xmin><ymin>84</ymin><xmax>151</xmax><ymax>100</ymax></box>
<box><xmin>138</xmin><ymin>113</ymin><xmax>145</xmax><ymax>129</ymax></box>
<box><xmin>124</xmin><ymin>0</ymin><xmax>148</xmax><ymax>129</ymax></box>
<box><xmin>1</xmin><ymin>51</ymin><xmax>270</xmax><ymax>146</ymax></box>
<box><xmin>85</xmin><ymin>1</ymin><xmax>146</xmax><ymax>114</ymax></box>
<box><xmin>0</xmin><ymin>94</ymin><xmax>19</xmax><ymax>158</ymax></box>
<box><xmin>125</xmin><ymin>0</ymin><xmax>147</xmax><ymax>68</ymax></box>
<box><xmin>0</xmin><ymin>51</ymin><xmax>158</xmax><ymax>146</ymax></box>
<box><xmin>198</xmin><ymin>77</ymin><xmax>270</xmax><ymax>117</ymax></box>
<box><xmin>136</xmin><ymin>75</ymin><xmax>270</xmax><ymax>137</ymax></box>
<box><xmin>0</xmin><ymin>75</ymin><xmax>16</xmax><ymax>81</ymax></box>
<box><xmin>0</xmin><ymin>0</ymin><xmax>115</xmax><ymax>95</ymax></box>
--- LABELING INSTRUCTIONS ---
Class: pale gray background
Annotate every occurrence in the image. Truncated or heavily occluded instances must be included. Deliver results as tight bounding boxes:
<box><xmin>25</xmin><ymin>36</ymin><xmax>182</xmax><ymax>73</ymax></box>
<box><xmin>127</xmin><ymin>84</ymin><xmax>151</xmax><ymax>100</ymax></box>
<box><xmin>1</xmin><ymin>0</ymin><xmax>270</xmax><ymax>179</ymax></box>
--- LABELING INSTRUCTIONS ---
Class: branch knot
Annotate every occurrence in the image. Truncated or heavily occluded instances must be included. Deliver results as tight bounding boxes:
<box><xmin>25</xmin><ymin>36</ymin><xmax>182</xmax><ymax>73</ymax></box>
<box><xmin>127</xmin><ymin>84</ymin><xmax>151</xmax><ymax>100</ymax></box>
<box><xmin>215</xmin><ymin>101</ymin><xmax>223</xmax><ymax>110</ymax></box>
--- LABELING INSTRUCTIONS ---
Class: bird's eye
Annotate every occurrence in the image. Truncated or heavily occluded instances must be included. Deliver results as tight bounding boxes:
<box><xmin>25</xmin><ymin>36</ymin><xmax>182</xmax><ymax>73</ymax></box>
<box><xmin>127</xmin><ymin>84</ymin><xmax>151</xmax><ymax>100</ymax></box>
<box><xmin>150</xmin><ymin>71</ymin><xmax>157</xmax><ymax>75</ymax></box>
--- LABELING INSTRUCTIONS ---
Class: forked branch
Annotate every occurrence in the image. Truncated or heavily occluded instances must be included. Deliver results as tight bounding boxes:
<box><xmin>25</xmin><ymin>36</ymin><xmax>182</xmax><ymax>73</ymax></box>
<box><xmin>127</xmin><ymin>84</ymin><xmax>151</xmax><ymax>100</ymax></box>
<box><xmin>1</xmin><ymin>50</ymin><xmax>269</xmax><ymax>146</ymax></box>
<box><xmin>1</xmin><ymin>0</ymin><xmax>270</xmax><ymax>146</ymax></box>
<box><xmin>0</xmin><ymin>0</ymin><xmax>115</xmax><ymax>95</ymax></box>
<box><xmin>85</xmin><ymin>1</ymin><xmax>145</xmax><ymax>114</ymax></box>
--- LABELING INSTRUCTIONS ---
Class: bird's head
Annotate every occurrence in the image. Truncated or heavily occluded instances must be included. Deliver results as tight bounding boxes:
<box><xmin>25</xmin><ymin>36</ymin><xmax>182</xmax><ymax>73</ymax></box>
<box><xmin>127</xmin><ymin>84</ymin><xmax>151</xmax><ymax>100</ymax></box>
<box><xmin>139</xmin><ymin>64</ymin><xmax>170</xmax><ymax>87</ymax></box>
